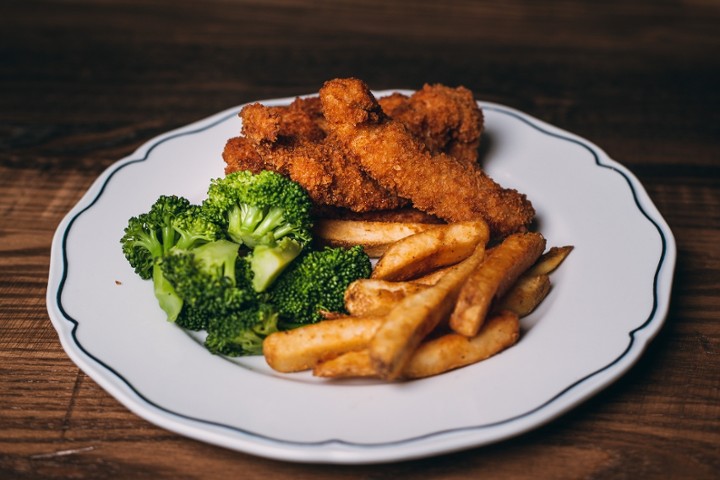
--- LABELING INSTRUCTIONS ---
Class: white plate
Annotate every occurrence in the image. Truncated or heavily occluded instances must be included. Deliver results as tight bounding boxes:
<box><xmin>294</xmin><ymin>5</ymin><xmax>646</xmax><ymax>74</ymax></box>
<box><xmin>47</xmin><ymin>92</ymin><xmax>676</xmax><ymax>464</ymax></box>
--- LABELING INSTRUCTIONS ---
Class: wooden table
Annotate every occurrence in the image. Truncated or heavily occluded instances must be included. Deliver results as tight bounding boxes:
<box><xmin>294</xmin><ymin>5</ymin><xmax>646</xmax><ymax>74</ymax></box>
<box><xmin>2</xmin><ymin>1</ymin><xmax>718</xmax><ymax>477</ymax></box>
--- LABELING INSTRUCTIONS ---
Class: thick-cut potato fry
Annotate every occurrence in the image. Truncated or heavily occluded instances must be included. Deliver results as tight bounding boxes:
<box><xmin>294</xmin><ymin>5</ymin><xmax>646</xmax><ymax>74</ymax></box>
<box><xmin>403</xmin><ymin>310</ymin><xmax>520</xmax><ymax>379</ymax></box>
<box><xmin>493</xmin><ymin>245</ymin><xmax>572</xmax><ymax>317</ymax></box>
<box><xmin>372</xmin><ymin>221</ymin><xmax>490</xmax><ymax>281</ymax></box>
<box><xmin>349</xmin><ymin>269</ymin><xmax>551</xmax><ymax>318</ymax></box>
<box><xmin>313</xmin><ymin>350</ymin><xmax>377</xmax><ymax>378</ymax></box>
<box><xmin>265</xmin><ymin>219</ymin><xmax>570</xmax><ymax>381</ymax></box>
<box><xmin>410</xmin><ymin>263</ymin><xmax>461</xmax><ymax>285</ymax></box>
<box><xmin>369</xmin><ymin>239</ymin><xmax>488</xmax><ymax>379</ymax></box>
<box><xmin>315</xmin><ymin>311</ymin><xmax>519</xmax><ymax>379</ymax></box>
<box><xmin>346</xmin><ymin>272</ymin><xmax>552</xmax><ymax>319</ymax></box>
<box><xmin>344</xmin><ymin>279</ymin><xmax>429</xmax><ymax>316</ymax></box>
<box><xmin>263</xmin><ymin>316</ymin><xmax>383</xmax><ymax>372</ymax></box>
<box><xmin>450</xmin><ymin>232</ymin><xmax>546</xmax><ymax>337</ymax></box>
<box><xmin>496</xmin><ymin>274</ymin><xmax>551</xmax><ymax>317</ymax></box>
<box><xmin>313</xmin><ymin>219</ymin><xmax>438</xmax><ymax>257</ymax></box>
<box><xmin>524</xmin><ymin>245</ymin><xmax>574</xmax><ymax>276</ymax></box>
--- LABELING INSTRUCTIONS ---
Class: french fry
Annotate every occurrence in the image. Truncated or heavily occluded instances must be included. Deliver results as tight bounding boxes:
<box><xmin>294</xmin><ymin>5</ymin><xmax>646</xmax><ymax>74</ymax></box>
<box><xmin>346</xmin><ymin>272</ymin><xmax>551</xmax><ymax>319</ymax></box>
<box><xmin>315</xmin><ymin>311</ymin><xmax>519</xmax><ymax>380</ymax></box>
<box><xmin>265</xmin><ymin>222</ymin><xmax>571</xmax><ymax>381</ymax></box>
<box><xmin>263</xmin><ymin>316</ymin><xmax>383</xmax><ymax>373</ymax></box>
<box><xmin>494</xmin><ymin>245</ymin><xmax>572</xmax><ymax>317</ymax></box>
<box><xmin>344</xmin><ymin>279</ymin><xmax>429</xmax><ymax>316</ymax></box>
<box><xmin>496</xmin><ymin>274</ymin><xmax>551</xmax><ymax>317</ymax></box>
<box><xmin>524</xmin><ymin>245</ymin><xmax>574</xmax><ymax>276</ymax></box>
<box><xmin>313</xmin><ymin>350</ymin><xmax>377</xmax><ymax>378</ymax></box>
<box><xmin>450</xmin><ymin>232</ymin><xmax>546</xmax><ymax>337</ymax></box>
<box><xmin>369</xmin><ymin>237</ymin><xmax>488</xmax><ymax>380</ymax></box>
<box><xmin>403</xmin><ymin>310</ymin><xmax>520</xmax><ymax>379</ymax></box>
<box><xmin>372</xmin><ymin>221</ymin><xmax>490</xmax><ymax>281</ymax></box>
<box><xmin>410</xmin><ymin>263</ymin><xmax>461</xmax><ymax>285</ymax></box>
<box><xmin>313</xmin><ymin>219</ymin><xmax>438</xmax><ymax>257</ymax></box>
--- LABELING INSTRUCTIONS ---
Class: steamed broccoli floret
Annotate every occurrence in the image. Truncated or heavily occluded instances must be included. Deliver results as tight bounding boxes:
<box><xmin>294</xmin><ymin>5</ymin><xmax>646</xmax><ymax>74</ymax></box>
<box><xmin>172</xmin><ymin>204</ymin><xmax>225</xmax><ymax>252</ymax></box>
<box><xmin>121</xmin><ymin>173</ymin><xmax>376</xmax><ymax>358</ymax></box>
<box><xmin>189</xmin><ymin>239</ymin><xmax>241</xmax><ymax>285</ymax></box>
<box><xmin>204</xmin><ymin>303</ymin><xmax>279</xmax><ymax>356</ymax></box>
<box><xmin>270</xmin><ymin>245</ymin><xmax>372</xmax><ymax>326</ymax></box>
<box><xmin>120</xmin><ymin>195</ymin><xmax>223</xmax><ymax>321</ymax></box>
<box><xmin>162</xmin><ymin>243</ymin><xmax>279</xmax><ymax>355</ymax></box>
<box><xmin>202</xmin><ymin>170</ymin><xmax>313</xmax><ymax>291</ymax></box>
<box><xmin>203</xmin><ymin>170</ymin><xmax>313</xmax><ymax>247</ymax></box>
<box><xmin>121</xmin><ymin>196</ymin><xmax>223</xmax><ymax>279</ymax></box>
<box><xmin>159</xmin><ymin>239</ymin><xmax>253</xmax><ymax>331</ymax></box>
<box><xmin>121</xmin><ymin>195</ymin><xmax>191</xmax><ymax>280</ymax></box>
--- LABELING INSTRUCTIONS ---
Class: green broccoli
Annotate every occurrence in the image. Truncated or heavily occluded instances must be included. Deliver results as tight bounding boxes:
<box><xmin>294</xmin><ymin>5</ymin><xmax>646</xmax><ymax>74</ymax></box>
<box><xmin>172</xmin><ymin>204</ymin><xmax>225</xmax><ymax>252</ymax></box>
<box><xmin>204</xmin><ymin>303</ymin><xmax>279</xmax><ymax>356</ymax></box>
<box><xmin>270</xmin><ymin>245</ymin><xmax>372</xmax><ymax>326</ymax></box>
<box><xmin>161</xmin><ymin>243</ymin><xmax>279</xmax><ymax>355</ymax></box>
<box><xmin>202</xmin><ymin>170</ymin><xmax>313</xmax><ymax>292</ymax></box>
<box><xmin>120</xmin><ymin>195</ymin><xmax>223</xmax><ymax>321</ymax></box>
<box><xmin>121</xmin><ymin>174</ymin><xmax>375</xmax><ymax>358</ymax></box>
<box><xmin>159</xmin><ymin>239</ymin><xmax>254</xmax><ymax>331</ymax></box>
<box><xmin>247</xmin><ymin>236</ymin><xmax>304</xmax><ymax>293</ymax></box>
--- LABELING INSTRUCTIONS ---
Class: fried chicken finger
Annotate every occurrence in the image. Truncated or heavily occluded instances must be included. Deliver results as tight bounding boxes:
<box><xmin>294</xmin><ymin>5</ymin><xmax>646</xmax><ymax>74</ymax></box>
<box><xmin>223</xmin><ymin>102</ymin><xmax>407</xmax><ymax>212</ymax></box>
<box><xmin>319</xmin><ymin>78</ymin><xmax>535</xmax><ymax>237</ymax></box>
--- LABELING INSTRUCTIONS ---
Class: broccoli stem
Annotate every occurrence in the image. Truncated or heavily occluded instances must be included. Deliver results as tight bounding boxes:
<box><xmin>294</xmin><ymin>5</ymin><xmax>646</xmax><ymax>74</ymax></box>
<box><xmin>238</xmin><ymin>204</ymin><xmax>265</xmax><ymax>233</ymax></box>
<box><xmin>192</xmin><ymin>239</ymin><xmax>240</xmax><ymax>285</ymax></box>
<box><xmin>271</xmin><ymin>222</ymin><xmax>295</xmax><ymax>240</ymax></box>
<box><xmin>152</xmin><ymin>263</ymin><xmax>183</xmax><ymax>322</ymax></box>
<box><xmin>252</xmin><ymin>206</ymin><xmax>286</xmax><ymax>239</ymax></box>
<box><xmin>174</xmin><ymin>228</ymin><xmax>209</xmax><ymax>251</ymax></box>
<box><xmin>137</xmin><ymin>231</ymin><xmax>164</xmax><ymax>259</ymax></box>
<box><xmin>250</xmin><ymin>238</ymin><xmax>302</xmax><ymax>292</ymax></box>
<box><xmin>161</xmin><ymin>224</ymin><xmax>176</xmax><ymax>255</ymax></box>
<box><xmin>228</xmin><ymin>204</ymin><xmax>280</xmax><ymax>247</ymax></box>
<box><xmin>227</xmin><ymin>205</ymin><xmax>254</xmax><ymax>245</ymax></box>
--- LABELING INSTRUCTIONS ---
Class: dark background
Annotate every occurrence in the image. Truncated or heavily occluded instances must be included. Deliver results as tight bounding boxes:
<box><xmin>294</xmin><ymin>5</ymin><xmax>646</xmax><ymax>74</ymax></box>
<box><xmin>1</xmin><ymin>1</ymin><xmax>718</xmax><ymax>478</ymax></box>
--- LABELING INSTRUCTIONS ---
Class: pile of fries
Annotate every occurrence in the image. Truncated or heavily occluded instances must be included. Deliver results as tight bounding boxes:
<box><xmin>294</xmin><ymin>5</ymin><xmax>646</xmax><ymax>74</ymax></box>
<box><xmin>263</xmin><ymin>219</ymin><xmax>572</xmax><ymax>380</ymax></box>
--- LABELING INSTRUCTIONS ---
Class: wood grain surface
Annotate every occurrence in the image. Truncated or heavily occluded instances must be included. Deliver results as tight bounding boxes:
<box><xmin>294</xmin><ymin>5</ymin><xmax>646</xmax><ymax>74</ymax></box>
<box><xmin>1</xmin><ymin>1</ymin><xmax>718</xmax><ymax>478</ymax></box>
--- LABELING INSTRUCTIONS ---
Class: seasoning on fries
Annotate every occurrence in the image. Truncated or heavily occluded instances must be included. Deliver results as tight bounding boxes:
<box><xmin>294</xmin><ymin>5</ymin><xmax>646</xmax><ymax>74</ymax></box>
<box><xmin>262</xmin><ymin>217</ymin><xmax>572</xmax><ymax>380</ymax></box>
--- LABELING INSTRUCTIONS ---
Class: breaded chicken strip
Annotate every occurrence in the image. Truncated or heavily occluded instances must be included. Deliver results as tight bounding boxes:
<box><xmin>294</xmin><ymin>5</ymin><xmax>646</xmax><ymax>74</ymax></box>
<box><xmin>224</xmin><ymin>84</ymin><xmax>485</xmax><ymax>215</ymax></box>
<box><xmin>319</xmin><ymin>78</ymin><xmax>535</xmax><ymax>237</ymax></box>
<box><xmin>242</xmin><ymin>90</ymin><xmax>482</xmax><ymax>164</ymax></box>
<box><xmin>223</xmin><ymin>101</ymin><xmax>406</xmax><ymax>212</ymax></box>
<box><xmin>378</xmin><ymin>84</ymin><xmax>483</xmax><ymax>166</ymax></box>
<box><xmin>254</xmin><ymin>96</ymin><xmax>326</xmax><ymax>144</ymax></box>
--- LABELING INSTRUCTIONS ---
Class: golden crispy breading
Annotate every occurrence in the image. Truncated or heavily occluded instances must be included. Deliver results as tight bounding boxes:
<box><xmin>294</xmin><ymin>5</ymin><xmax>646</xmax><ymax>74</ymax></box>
<box><xmin>319</xmin><ymin>78</ymin><xmax>534</xmax><ymax>237</ymax></box>
<box><xmin>223</xmin><ymin>136</ymin><xmax>266</xmax><ymax>175</ymax></box>
<box><xmin>253</xmin><ymin>90</ymin><xmax>483</xmax><ymax>165</ymax></box>
<box><xmin>223</xmin><ymin>136</ymin><xmax>335</xmax><ymax>198</ymax></box>
<box><xmin>223</xmin><ymin>103</ymin><xmax>406</xmax><ymax>212</ymax></box>
<box><xmin>378</xmin><ymin>84</ymin><xmax>483</xmax><ymax>166</ymax></box>
<box><xmin>265</xmin><ymin>97</ymin><xmax>326</xmax><ymax>143</ymax></box>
